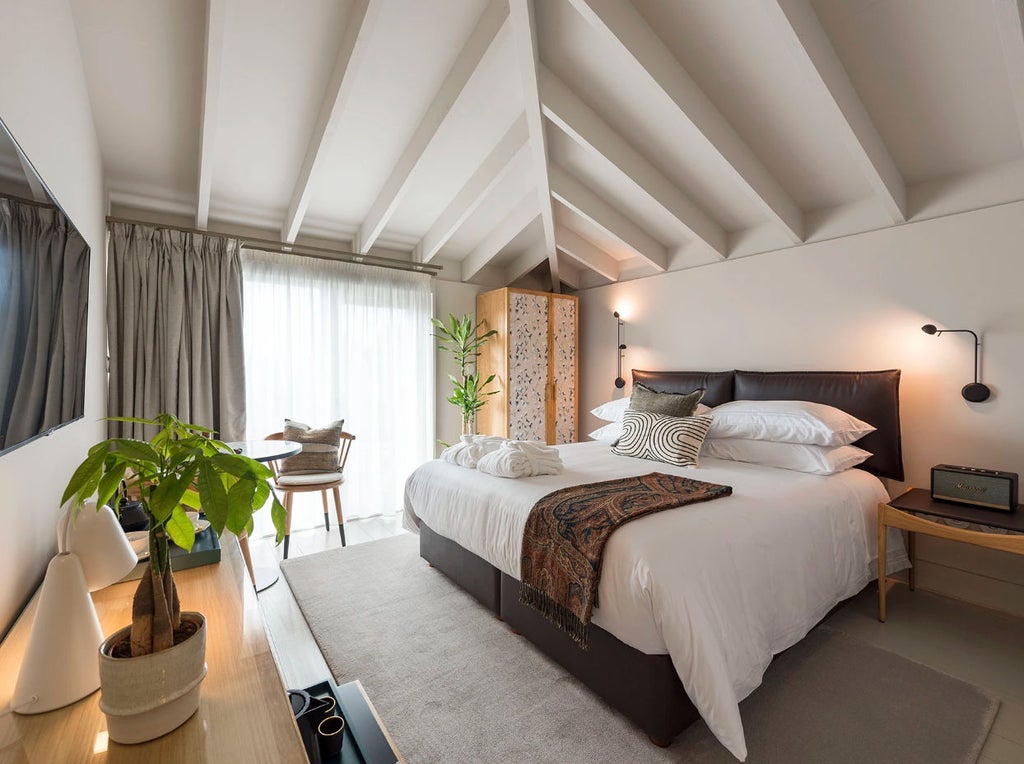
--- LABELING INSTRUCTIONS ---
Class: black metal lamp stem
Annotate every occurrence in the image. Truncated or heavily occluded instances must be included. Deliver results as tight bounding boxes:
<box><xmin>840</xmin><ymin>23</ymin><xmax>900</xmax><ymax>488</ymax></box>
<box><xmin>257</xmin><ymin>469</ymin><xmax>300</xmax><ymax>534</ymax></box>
<box><xmin>613</xmin><ymin>312</ymin><xmax>626</xmax><ymax>388</ymax></box>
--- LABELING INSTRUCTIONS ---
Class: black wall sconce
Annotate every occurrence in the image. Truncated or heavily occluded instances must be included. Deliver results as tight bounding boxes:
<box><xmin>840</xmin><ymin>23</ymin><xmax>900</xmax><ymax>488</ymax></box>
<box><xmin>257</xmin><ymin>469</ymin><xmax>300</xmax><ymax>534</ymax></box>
<box><xmin>613</xmin><ymin>311</ymin><xmax>627</xmax><ymax>388</ymax></box>
<box><xmin>921</xmin><ymin>324</ymin><xmax>991</xmax><ymax>402</ymax></box>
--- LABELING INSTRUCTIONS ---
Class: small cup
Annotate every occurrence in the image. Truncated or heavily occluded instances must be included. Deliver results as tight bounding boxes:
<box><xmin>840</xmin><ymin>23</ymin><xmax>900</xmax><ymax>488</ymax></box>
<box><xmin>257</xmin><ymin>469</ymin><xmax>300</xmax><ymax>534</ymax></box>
<box><xmin>317</xmin><ymin>715</ymin><xmax>346</xmax><ymax>759</ymax></box>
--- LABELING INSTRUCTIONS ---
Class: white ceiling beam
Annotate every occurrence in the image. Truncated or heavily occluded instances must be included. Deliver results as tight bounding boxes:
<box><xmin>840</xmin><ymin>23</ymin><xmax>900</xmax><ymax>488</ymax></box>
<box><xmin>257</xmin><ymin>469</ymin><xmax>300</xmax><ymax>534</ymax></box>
<box><xmin>549</xmin><ymin>165</ymin><xmax>666</xmax><ymax>271</ymax></box>
<box><xmin>509</xmin><ymin>0</ymin><xmax>560</xmax><ymax>291</ymax></box>
<box><xmin>505</xmin><ymin>237</ymin><xmax>550</xmax><ymax>284</ymax></box>
<box><xmin>196</xmin><ymin>0</ymin><xmax>227</xmax><ymax>229</ymax></box>
<box><xmin>994</xmin><ymin>0</ymin><xmax>1024</xmax><ymax>153</ymax></box>
<box><xmin>556</xmin><ymin>259</ymin><xmax>583</xmax><ymax>289</ymax></box>
<box><xmin>414</xmin><ymin>116</ymin><xmax>528</xmax><ymax>264</ymax></box>
<box><xmin>539</xmin><ymin>66</ymin><xmax>727</xmax><ymax>258</ymax></box>
<box><xmin>568</xmin><ymin>0</ymin><xmax>803</xmax><ymax>243</ymax></box>
<box><xmin>554</xmin><ymin>224</ymin><xmax>619</xmax><ymax>282</ymax></box>
<box><xmin>356</xmin><ymin>0</ymin><xmax>509</xmax><ymax>254</ymax></box>
<box><xmin>766</xmin><ymin>0</ymin><xmax>906</xmax><ymax>223</ymax></box>
<box><xmin>281</xmin><ymin>0</ymin><xmax>379</xmax><ymax>244</ymax></box>
<box><xmin>460</xmin><ymin>191</ymin><xmax>539</xmax><ymax>281</ymax></box>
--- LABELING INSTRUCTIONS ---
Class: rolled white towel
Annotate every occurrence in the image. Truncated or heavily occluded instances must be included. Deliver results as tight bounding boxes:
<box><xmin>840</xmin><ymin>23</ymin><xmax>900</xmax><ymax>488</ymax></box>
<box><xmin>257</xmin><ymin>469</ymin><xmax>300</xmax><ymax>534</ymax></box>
<box><xmin>440</xmin><ymin>435</ymin><xmax>507</xmax><ymax>468</ymax></box>
<box><xmin>476</xmin><ymin>440</ymin><xmax>564</xmax><ymax>478</ymax></box>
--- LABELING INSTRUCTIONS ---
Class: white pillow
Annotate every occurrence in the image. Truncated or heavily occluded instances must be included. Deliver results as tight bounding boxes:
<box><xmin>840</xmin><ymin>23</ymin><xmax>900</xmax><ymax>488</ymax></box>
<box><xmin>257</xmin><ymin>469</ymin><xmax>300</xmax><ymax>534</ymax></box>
<box><xmin>590</xmin><ymin>397</ymin><xmax>710</xmax><ymax>423</ymax></box>
<box><xmin>588</xmin><ymin>421</ymin><xmax>623</xmax><ymax>442</ymax></box>
<box><xmin>590</xmin><ymin>397</ymin><xmax>630</xmax><ymax>422</ymax></box>
<box><xmin>707</xmin><ymin>400</ymin><xmax>874</xmax><ymax>446</ymax></box>
<box><xmin>702</xmin><ymin>438</ymin><xmax>871</xmax><ymax>475</ymax></box>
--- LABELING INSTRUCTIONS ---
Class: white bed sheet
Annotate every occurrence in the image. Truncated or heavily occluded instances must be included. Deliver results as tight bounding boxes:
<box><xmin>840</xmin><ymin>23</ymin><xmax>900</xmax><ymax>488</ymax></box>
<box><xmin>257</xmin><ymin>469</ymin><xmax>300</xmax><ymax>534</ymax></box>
<box><xmin>403</xmin><ymin>441</ymin><xmax>909</xmax><ymax>761</ymax></box>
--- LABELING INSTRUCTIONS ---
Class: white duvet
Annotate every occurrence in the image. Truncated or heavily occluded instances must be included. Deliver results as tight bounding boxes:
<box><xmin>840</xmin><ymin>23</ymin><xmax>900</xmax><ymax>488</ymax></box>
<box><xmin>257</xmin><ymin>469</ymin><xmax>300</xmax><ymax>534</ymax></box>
<box><xmin>403</xmin><ymin>441</ymin><xmax>909</xmax><ymax>761</ymax></box>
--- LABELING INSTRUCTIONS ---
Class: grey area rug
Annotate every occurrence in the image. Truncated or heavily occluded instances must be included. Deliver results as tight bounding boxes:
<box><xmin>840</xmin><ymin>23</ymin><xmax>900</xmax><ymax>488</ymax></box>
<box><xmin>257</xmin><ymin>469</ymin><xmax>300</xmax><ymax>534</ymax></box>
<box><xmin>281</xmin><ymin>533</ymin><xmax>998</xmax><ymax>763</ymax></box>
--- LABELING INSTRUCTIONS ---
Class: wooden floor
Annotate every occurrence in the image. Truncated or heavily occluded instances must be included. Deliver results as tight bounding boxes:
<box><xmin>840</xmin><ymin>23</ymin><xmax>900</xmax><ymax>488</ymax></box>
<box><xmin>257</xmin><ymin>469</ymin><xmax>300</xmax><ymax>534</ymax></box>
<box><xmin>253</xmin><ymin>520</ymin><xmax>1024</xmax><ymax>762</ymax></box>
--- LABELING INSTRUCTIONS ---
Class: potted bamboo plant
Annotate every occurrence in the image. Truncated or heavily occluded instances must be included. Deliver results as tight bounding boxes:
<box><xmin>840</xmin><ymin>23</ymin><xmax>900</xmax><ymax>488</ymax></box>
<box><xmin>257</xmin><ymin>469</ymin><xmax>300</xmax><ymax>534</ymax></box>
<box><xmin>61</xmin><ymin>413</ymin><xmax>286</xmax><ymax>744</ymax></box>
<box><xmin>432</xmin><ymin>313</ymin><xmax>498</xmax><ymax>437</ymax></box>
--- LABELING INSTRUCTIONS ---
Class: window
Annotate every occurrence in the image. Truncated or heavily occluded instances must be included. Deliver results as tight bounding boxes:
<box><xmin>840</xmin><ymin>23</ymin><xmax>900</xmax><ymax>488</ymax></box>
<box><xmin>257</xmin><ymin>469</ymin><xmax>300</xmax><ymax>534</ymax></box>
<box><xmin>241</xmin><ymin>249</ymin><xmax>433</xmax><ymax>536</ymax></box>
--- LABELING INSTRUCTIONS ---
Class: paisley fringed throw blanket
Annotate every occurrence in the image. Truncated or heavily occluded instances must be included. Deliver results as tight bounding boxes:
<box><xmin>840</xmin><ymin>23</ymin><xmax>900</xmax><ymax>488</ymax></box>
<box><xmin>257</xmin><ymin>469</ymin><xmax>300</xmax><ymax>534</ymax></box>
<box><xmin>520</xmin><ymin>472</ymin><xmax>733</xmax><ymax>648</ymax></box>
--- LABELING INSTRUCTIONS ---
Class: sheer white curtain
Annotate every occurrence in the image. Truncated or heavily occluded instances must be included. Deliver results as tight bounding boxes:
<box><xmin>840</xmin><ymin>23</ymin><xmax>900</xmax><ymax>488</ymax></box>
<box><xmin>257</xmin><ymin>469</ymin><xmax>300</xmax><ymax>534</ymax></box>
<box><xmin>241</xmin><ymin>249</ymin><xmax>433</xmax><ymax>537</ymax></box>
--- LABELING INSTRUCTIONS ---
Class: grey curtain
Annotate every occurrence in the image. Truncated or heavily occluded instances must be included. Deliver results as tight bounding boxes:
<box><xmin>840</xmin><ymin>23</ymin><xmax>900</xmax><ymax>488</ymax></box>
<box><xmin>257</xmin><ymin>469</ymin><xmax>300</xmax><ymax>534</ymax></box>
<box><xmin>0</xmin><ymin>197</ymin><xmax>90</xmax><ymax>450</ymax></box>
<box><xmin>107</xmin><ymin>222</ymin><xmax>246</xmax><ymax>441</ymax></box>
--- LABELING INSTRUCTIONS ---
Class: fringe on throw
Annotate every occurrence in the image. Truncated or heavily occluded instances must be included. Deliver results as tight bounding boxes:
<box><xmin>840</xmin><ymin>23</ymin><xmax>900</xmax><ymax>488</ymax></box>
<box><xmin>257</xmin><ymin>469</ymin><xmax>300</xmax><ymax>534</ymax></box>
<box><xmin>520</xmin><ymin>583</ymin><xmax>590</xmax><ymax>649</ymax></box>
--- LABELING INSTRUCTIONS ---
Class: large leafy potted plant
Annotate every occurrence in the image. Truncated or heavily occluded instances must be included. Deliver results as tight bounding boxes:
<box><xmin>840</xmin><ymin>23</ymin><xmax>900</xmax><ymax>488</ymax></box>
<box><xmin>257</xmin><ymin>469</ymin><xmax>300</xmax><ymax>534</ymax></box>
<box><xmin>62</xmin><ymin>413</ymin><xmax>286</xmax><ymax>744</ymax></box>
<box><xmin>432</xmin><ymin>313</ymin><xmax>498</xmax><ymax>437</ymax></box>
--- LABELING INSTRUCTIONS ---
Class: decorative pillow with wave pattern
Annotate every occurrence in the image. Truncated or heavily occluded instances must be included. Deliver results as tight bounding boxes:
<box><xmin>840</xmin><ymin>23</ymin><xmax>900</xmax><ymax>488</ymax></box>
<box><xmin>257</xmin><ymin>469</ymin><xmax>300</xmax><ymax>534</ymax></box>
<box><xmin>611</xmin><ymin>410</ymin><xmax>714</xmax><ymax>467</ymax></box>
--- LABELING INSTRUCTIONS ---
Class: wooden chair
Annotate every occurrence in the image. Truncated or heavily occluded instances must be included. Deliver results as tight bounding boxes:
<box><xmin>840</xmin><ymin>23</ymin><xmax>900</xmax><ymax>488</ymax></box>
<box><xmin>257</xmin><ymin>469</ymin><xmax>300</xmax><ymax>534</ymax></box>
<box><xmin>265</xmin><ymin>431</ymin><xmax>355</xmax><ymax>559</ymax></box>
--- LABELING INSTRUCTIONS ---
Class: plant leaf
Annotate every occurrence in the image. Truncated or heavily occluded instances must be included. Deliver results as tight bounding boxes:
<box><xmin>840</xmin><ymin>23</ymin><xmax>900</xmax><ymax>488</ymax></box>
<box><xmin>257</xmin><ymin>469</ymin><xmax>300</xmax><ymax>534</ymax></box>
<box><xmin>110</xmin><ymin>439</ymin><xmax>162</xmax><ymax>466</ymax></box>
<box><xmin>165</xmin><ymin>505</ymin><xmax>196</xmax><ymax>551</ymax></box>
<box><xmin>225</xmin><ymin>477</ymin><xmax>257</xmax><ymax>535</ymax></box>
<box><xmin>62</xmin><ymin>447</ymin><xmax>110</xmax><ymax>506</ymax></box>
<box><xmin>270</xmin><ymin>495</ymin><xmax>287</xmax><ymax>544</ymax></box>
<box><xmin>96</xmin><ymin>467</ymin><xmax>126</xmax><ymax>510</ymax></box>
<box><xmin>196</xmin><ymin>458</ymin><xmax>229</xmax><ymax>533</ymax></box>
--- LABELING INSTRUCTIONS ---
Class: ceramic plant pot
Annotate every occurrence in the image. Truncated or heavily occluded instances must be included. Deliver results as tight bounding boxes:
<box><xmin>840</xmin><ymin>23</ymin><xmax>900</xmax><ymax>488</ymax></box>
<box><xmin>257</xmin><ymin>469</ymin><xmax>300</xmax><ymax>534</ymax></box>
<box><xmin>98</xmin><ymin>611</ymin><xmax>208</xmax><ymax>744</ymax></box>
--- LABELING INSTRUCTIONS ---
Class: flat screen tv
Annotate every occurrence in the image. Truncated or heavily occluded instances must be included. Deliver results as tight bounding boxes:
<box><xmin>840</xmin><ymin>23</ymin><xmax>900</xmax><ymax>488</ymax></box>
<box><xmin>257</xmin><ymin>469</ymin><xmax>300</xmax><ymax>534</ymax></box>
<box><xmin>0</xmin><ymin>117</ymin><xmax>90</xmax><ymax>455</ymax></box>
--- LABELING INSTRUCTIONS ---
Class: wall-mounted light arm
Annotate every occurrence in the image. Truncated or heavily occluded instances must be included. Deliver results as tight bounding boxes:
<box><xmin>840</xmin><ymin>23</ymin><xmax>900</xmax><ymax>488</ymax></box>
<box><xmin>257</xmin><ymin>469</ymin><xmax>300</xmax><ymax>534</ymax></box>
<box><xmin>613</xmin><ymin>311</ymin><xmax>627</xmax><ymax>389</ymax></box>
<box><xmin>920</xmin><ymin>324</ymin><xmax>990</xmax><ymax>402</ymax></box>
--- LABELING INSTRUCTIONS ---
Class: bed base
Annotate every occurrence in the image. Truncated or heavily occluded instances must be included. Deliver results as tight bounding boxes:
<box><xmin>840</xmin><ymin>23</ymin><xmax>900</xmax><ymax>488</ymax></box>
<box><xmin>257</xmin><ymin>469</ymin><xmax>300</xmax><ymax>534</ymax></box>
<box><xmin>419</xmin><ymin>523</ymin><xmax>698</xmax><ymax>745</ymax></box>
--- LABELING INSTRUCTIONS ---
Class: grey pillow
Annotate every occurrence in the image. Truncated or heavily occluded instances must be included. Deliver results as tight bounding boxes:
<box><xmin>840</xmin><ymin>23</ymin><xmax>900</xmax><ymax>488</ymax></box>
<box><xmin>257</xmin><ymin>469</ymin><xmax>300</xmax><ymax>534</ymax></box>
<box><xmin>612</xmin><ymin>410</ymin><xmax>714</xmax><ymax>467</ymax></box>
<box><xmin>280</xmin><ymin>419</ymin><xmax>345</xmax><ymax>475</ymax></box>
<box><xmin>629</xmin><ymin>383</ymin><xmax>705</xmax><ymax>418</ymax></box>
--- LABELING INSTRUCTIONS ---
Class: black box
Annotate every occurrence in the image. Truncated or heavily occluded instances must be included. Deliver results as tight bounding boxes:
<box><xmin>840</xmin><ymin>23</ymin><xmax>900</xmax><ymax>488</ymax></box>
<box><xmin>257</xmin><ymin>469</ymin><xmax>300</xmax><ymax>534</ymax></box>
<box><xmin>931</xmin><ymin>464</ymin><xmax>1018</xmax><ymax>513</ymax></box>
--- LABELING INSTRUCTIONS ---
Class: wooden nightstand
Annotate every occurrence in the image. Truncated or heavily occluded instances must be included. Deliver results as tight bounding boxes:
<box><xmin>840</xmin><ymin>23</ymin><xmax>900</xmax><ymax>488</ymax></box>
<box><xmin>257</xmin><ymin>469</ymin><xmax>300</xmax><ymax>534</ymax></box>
<box><xmin>878</xmin><ymin>487</ymin><xmax>1024</xmax><ymax>621</ymax></box>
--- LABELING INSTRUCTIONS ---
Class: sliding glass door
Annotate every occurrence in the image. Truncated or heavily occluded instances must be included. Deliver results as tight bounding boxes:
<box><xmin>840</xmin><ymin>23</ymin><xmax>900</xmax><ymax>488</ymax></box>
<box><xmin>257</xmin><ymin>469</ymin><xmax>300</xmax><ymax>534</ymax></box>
<box><xmin>241</xmin><ymin>249</ymin><xmax>433</xmax><ymax>537</ymax></box>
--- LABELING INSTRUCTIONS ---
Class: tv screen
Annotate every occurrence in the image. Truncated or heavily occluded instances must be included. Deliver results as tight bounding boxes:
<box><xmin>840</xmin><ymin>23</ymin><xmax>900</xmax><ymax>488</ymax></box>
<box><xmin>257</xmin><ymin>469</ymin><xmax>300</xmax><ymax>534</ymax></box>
<box><xmin>0</xmin><ymin>118</ymin><xmax>90</xmax><ymax>455</ymax></box>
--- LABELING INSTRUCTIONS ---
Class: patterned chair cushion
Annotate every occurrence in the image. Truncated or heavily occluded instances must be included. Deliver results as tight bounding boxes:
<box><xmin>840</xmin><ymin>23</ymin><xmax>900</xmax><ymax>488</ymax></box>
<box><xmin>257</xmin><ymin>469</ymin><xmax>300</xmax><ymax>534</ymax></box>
<box><xmin>612</xmin><ymin>410</ymin><xmax>714</xmax><ymax>468</ymax></box>
<box><xmin>275</xmin><ymin>472</ymin><xmax>345</xmax><ymax>486</ymax></box>
<box><xmin>280</xmin><ymin>419</ymin><xmax>344</xmax><ymax>475</ymax></box>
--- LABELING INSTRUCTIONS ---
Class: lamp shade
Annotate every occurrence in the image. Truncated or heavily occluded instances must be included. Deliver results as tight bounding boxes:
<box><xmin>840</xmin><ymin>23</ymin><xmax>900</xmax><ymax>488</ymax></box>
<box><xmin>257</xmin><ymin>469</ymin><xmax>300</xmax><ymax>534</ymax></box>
<box><xmin>12</xmin><ymin>552</ymin><xmax>105</xmax><ymax>713</ymax></box>
<box><xmin>61</xmin><ymin>501</ymin><xmax>139</xmax><ymax>591</ymax></box>
<box><xmin>14</xmin><ymin>501</ymin><xmax>140</xmax><ymax>714</ymax></box>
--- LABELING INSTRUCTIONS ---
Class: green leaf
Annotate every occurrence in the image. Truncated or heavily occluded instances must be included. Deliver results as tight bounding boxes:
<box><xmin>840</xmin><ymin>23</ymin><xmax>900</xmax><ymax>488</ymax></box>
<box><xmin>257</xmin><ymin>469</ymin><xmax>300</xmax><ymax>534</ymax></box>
<box><xmin>110</xmin><ymin>439</ymin><xmax>162</xmax><ymax>466</ymax></box>
<box><xmin>210</xmin><ymin>453</ymin><xmax>253</xmax><ymax>477</ymax></box>
<box><xmin>225</xmin><ymin>477</ymin><xmax>257</xmax><ymax>535</ymax></box>
<box><xmin>253</xmin><ymin>479</ymin><xmax>271</xmax><ymax>509</ymax></box>
<box><xmin>165</xmin><ymin>505</ymin><xmax>196</xmax><ymax>551</ymax></box>
<box><xmin>96</xmin><ymin>468</ymin><xmax>125</xmax><ymax>510</ymax></box>
<box><xmin>149</xmin><ymin>463</ymin><xmax>197</xmax><ymax>522</ymax></box>
<box><xmin>196</xmin><ymin>458</ymin><xmax>229</xmax><ymax>533</ymax></box>
<box><xmin>270</xmin><ymin>495</ymin><xmax>287</xmax><ymax>544</ymax></box>
<box><xmin>180</xmin><ymin>488</ymin><xmax>202</xmax><ymax>509</ymax></box>
<box><xmin>62</xmin><ymin>447</ymin><xmax>110</xmax><ymax>506</ymax></box>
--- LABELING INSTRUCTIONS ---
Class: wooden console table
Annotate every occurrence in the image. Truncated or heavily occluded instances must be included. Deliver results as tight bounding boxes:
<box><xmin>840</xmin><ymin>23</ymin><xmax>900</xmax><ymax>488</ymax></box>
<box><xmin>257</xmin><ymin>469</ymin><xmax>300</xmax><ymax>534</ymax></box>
<box><xmin>0</xmin><ymin>535</ymin><xmax>307</xmax><ymax>762</ymax></box>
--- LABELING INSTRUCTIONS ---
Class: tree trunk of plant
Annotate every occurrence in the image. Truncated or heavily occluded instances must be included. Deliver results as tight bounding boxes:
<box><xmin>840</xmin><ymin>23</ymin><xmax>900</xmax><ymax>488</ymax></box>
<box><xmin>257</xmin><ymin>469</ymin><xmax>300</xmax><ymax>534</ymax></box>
<box><xmin>130</xmin><ymin>529</ymin><xmax>181</xmax><ymax>656</ymax></box>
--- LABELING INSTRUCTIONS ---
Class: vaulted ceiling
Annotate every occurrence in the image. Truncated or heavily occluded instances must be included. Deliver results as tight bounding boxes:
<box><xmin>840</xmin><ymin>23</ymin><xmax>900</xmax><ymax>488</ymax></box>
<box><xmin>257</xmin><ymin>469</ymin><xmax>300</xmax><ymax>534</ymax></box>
<box><xmin>67</xmin><ymin>0</ymin><xmax>1024</xmax><ymax>290</ymax></box>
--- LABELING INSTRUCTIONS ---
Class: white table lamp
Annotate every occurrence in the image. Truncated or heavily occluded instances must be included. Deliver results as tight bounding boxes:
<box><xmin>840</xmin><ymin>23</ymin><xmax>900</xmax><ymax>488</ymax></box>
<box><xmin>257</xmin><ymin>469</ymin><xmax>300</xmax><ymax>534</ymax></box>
<box><xmin>13</xmin><ymin>500</ymin><xmax>138</xmax><ymax>714</ymax></box>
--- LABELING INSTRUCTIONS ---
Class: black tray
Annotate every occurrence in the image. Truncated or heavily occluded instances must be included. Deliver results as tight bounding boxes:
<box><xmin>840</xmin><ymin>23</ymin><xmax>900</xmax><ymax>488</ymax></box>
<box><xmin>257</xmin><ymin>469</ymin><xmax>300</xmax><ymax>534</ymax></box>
<box><xmin>303</xmin><ymin>678</ymin><xmax>398</xmax><ymax>764</ymax></box>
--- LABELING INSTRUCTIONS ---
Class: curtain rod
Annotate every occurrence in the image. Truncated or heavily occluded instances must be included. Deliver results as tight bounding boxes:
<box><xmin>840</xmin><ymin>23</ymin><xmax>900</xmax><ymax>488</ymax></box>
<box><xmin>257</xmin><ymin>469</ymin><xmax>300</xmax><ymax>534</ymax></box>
<box><xmin>2</xmin><ymin>191</ymin><xmax>57</xmax><ymax>210</ymax></box>
<box><xmin>105</xmin><ymin>215</ymin><xmax>443</xmax><ymax>276</ymax></box>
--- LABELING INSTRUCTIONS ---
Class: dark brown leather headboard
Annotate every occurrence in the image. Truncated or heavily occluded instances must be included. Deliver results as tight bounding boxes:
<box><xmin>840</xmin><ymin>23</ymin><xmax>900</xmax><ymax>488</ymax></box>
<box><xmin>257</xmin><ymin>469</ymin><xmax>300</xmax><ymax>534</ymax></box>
<box><xmin>631</xmin><ymin>368</ymin><xmax>903</xmax><ymax>481</ymax></box>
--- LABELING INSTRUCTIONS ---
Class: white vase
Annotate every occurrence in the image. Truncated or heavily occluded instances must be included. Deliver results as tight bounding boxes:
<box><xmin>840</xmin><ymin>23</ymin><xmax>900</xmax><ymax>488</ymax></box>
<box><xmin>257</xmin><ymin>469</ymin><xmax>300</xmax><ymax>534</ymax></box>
<box><xmin>98</xmin><ymin>611</ymin><xmax>208</xmax><ymax>744</ymax></box>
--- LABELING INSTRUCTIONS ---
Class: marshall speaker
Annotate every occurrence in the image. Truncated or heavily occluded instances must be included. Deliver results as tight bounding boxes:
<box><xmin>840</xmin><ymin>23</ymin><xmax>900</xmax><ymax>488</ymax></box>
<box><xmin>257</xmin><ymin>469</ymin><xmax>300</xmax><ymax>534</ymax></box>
<box><xmin>931</xmin><ymin>465</ymin><xmax>1018</xmax><ymax>513</ymax></box>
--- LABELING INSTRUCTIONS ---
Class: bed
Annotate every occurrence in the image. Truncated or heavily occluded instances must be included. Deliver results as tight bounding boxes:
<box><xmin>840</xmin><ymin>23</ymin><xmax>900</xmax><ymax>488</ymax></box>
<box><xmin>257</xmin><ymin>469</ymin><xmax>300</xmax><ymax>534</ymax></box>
<box><xmin>403</xmin><ymin>370</ymin><xmax>910</xmax><ymax>761</ymax></box>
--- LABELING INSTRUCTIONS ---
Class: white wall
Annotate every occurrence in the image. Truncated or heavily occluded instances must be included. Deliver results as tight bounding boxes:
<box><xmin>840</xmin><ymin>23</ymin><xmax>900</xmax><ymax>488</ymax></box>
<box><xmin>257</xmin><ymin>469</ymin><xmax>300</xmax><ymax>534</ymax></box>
<box><xmin>433</xmin><ymin>279</ymin><xmax>485</xmax><ymax>452</ymax></box>
<box><xmin>578</xmin><ymin>201</ymin><xmax>1024</xmax><ymax>616</ymax></box>
<box><xmin>0</xmin><ymin>0</ymin><xmax>107</xmax><ymax>635</ymax></box>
